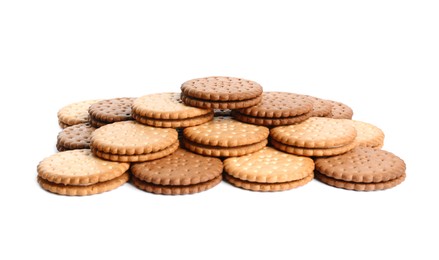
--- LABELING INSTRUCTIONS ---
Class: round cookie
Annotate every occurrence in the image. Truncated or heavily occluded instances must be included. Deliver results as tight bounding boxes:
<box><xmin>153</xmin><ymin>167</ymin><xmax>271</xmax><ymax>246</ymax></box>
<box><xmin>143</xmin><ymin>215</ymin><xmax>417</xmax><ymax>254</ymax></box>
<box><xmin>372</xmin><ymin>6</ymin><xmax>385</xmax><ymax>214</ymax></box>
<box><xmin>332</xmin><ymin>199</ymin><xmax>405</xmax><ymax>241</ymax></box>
<box><xmin>56</xmin><ymin>123</ymin><xmax>96</xmax><ymax>151</ymax></box>
<box><xmin>270</xmin><ymin>117</ymin><xmax>357</xmax><ymax>148</ymax></box>
<box><xmin>132</xmin><ymin>111</ymin><xmax>213</xmax><ymax>128</ymax></box>
<box><xmin>57</xmin><ymin>99</ymin><xmax>101</xmax><ymax>127</ymax></box>
<box><xmin>181</xmin><ymin>93</ymin><xmax>262</xmax><ymax>109</ymax></box>
<box><xmin>270</xmin><ymin>138</ymin><xmax>357</xmax><ymax>157</ymax></box>
<box><xmin>183</xmin><ymin>117</ymin><xmax>269</xmax><ymax>147</ymax></box>
<box><xmin>341</xmin><ymin>119</ymin><xmax>385</xmax><ymax>148</ymax></box>
<box><xmin>325</xmin><ymin>100</ymin><xmax>354</xmax><ymax>119</ymax></box>
<box><xmin>181</xmin><ymin>76</ymin><xmax>263</xmax><ymax>101</ymax></box>
<box><xmin>88</xmin><ymin>97</ymin><xmax>136</xmax><ymax>127</ymax></box>
<box><xmin>90</xmin><ymin>121</ymin><xmax>179</xmax><ymax>162</ymax></box>
<box><xmin>223</xmin><ymin>147</ymin><xmax>315</xmax><ymax>191</ymax></box>
<box><xmin>232</xmin><ymin>110</ymin><xmax>312</xmax><ymax>126</ymax></box>
<box><xmin>305</xmin><ymin>95</ymin><xmax>333</xmax><ymax>117</ymax></box>
<box><xmin>130</xmin><ymin>148</ymin><xmax>223</xmax><ymax>195</ymax></box>
<box><xmin>182</xmin><ymin>138</ymin><xmax>268</xmax><ymax>157</ymax></box>
<box><xmin>314</xmin><ymin>146</ymin><xmax>406</xmax><ymax>191</ymax></box>
<box><xmin>236</xmin><ymin>92</ymin><xmax>313</xmax><ymax>118</ymax></box>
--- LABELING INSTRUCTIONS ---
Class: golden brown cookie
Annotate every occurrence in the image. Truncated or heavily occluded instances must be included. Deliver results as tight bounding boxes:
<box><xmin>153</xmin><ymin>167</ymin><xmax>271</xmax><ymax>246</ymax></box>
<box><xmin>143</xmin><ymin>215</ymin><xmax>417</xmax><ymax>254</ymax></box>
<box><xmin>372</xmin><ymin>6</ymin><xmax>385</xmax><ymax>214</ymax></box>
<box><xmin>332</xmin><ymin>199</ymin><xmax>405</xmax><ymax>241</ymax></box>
<box><xmin>37</xmin><ymin>149</ymin><xmax>130</xmax><ymax>195</ymax></box>
<box><xmin>231</xmin><ymin>110</ymin><xmax>312</xmax><ymax>126</ymax></box>
<box><xmin>181</xmin><ymin>76</ymin><xmax>263</xmax><ymax>101</ymax></box>
<box><xmin>56</xmin><ymin>123</ymin><xmax>96</xmax><ymax>151</ymax></box>
<box><xmin>325</xmin><ymin>100</ymin><xmax>353</xmax><ymax>119</ymax></box>
<box><xmin>341</xmin><ymin>119</ymin><xmax>385</xmax><ymax>148</ymax></box>
<box><xmin>181</xmin><ymin>93</ymin><xmax>262</xmax><ymax>109</ymax></box>
<box><xmin>305</xmin><ymin>95</ymin><xmax>333</xmax><ymax>117</ymax></box>
<box><xmin>223</xmin><ymin>147</ymin><xmax>314</xmax><ymax>191</ymax></box>
<box><xmin>57</xmin><ymin>99</ymin><xmax>101</xmax><ymax>127</ymax></box>
<box><xmin>270</xmin><ymin>138</ymin><xmax>357</xmax><ymax>157</ymax></box>
<box><xmin>130</xmin><ymin>148</ymin><xmax>223</xmax><ymax>195</ymax></box>
<box><xmin>314</xmin><ymin>146</ymin><xmax>406</xmax><ymax>191</ymax></box>
<box><xmin>88</xmin><ymin>97</ymin><xmax>136</xmax><ymax>127</ymax></box>
<box><xmin>132</xmin><ymin>112</ymin><xmax>213</xmax><ymax>128</ymax></box>
<box><xmin>182</xmin><ymin>138</ymin><xmax>268</xmax><ymax>157</ymax></box>
<box><xmin>90</xmin><ymin>121</ymin><xmax>178</xmax><ymax>162</ymax></box>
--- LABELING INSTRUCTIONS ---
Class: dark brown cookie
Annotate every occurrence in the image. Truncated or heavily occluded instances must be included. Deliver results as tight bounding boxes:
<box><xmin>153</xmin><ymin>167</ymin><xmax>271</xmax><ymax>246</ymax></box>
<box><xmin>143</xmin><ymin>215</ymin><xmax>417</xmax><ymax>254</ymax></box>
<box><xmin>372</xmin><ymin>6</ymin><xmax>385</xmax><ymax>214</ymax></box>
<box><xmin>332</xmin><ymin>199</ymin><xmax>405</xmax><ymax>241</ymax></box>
<box><xmin>88</xmin><ymin>97</ymin><xmax>136</xmax><ymax>127</ymax></box>
<box><xmin>56</xmin><ymin>123</ymin><xmax>96</xmax><ymax>151</ymax></box>
<box><xmin>325</xmin><ymin>100</ymin><xmax>353</xmax><ymax>119</ymax></box>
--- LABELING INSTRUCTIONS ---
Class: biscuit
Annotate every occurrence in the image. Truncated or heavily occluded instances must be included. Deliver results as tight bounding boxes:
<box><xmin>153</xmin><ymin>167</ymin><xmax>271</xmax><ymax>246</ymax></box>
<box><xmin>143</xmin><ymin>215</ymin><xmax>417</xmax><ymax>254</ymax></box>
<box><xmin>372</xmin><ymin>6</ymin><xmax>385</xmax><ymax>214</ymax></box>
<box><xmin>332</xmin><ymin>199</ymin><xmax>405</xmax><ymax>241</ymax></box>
<box><xmin>181</xmin><ymin>93</ymin><xmax>262</xmax><ymax>109</ymax></box>
<box><xmin>305</xmin><ymin>95</ymin><xmax>333</xmax><ymax>117</ymax></box>
<box><xmin>57</xmin><ymin>99</ymin><xmax>101</xmax><ymax>127</ymax></box>
<box><xmin>314</xmin><ymin>146</ymin><xmax>406</xmax><ymax>191</ymax></box>
<box><xmin>37</xmin><ymin>149</ymin><xmax>130</xmax><ymax>195</ymax></box>
<box><xmin>130</xmin><ymin>148</ymin><xmax>223</xmax><ymax>195</ymax></box>
<box><xmin>88</xmin><ymin>97</ymin><xmax>136</xmax><ymax>127</ymax></box>
<box><xmin>341</xmin><ymin>119</ymin><xmax>385</xmax><ymax>148</ymax></box>
<box><xmin>223</xmin><ymin>147</ymin><xmax>314</xmax><ymax>191</ymax></box>
<box><xmin>270</xmin><ymin>138</ymin><xmax>357</xmax><ymax>157</ymax></box>
<box><xmin>132</xmin><ymin>112</ymin><xmax>213</xmax><ymax>128</ymax></box>
<box><xmin>181</xmin><ymin>76</ymin><xmax>263</xmax><ymax>101</ymax></box>
<box><xmin>182</xmin><ymin>138</ymin><xmax>268</xmax><ymax>157</ymax></box>
<box><xmin>56</xmin><ymin>123</ymin><xmax>96</xmax><ymax>151</ymax></box>
<box><xmin>325</xmin><ymin>100</ymin><xmax>353</xmax><ymax>119</ymax></box>
<box><xmin>231</xmin><ymin>110</ymin><xmax>312</xmax><ymax>126</ymax></box>
<box><xmin>90</xmin><ymin>121</ymin><xmax>179</xmax><ymax>162</ymax></box>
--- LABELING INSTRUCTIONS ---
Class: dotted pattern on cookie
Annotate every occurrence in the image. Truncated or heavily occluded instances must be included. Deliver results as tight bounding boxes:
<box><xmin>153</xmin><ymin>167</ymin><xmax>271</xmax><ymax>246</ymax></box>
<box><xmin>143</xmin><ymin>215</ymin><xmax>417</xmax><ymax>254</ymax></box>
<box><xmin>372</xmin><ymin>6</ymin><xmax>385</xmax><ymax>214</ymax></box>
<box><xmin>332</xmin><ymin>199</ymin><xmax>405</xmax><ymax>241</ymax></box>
<box><xmin>132</xmin><ymin>92</ymin><xmax>212</xmax><ymax>119</ymax></box>
<box><xmin>224</xmin><ymin>147</ymin><xmax>314</xmax><ymax>183</ymax></box>
<box><xmin>236</xmin><ymin>92</ymin><xmax>313</xmax><ymax>118</ymax></box>
<box><xmin>326</xmin><ymin>100</ymin><xmax>353</xmax><ymax>119</ymax></box>
<box><xmin>181</xmin><ymin>76</ymin><xmax>263</xmax><ymax>101</ymax></box>
<box><xmin>57</xmin><ymin>99</ymin><xmax>101</xmax><ymax>126</ymax></box>
<box><xmin>314</xmin><ymin>146</ymin><xmax>406</xmax><ymax>183</ymax></box>
<box><xmin>183</xmin><ymin>117</ymin><xmax>269</xmax><ymax>147</ymax></box>
<box><xmin>88</xmin><ymin>97</ymin><xmax>136</xmax><ymax>123</ymax></box>
<box><xmin>341</xmin><ymin>119</ymin><xmax>385</xmax><ymax>148</ymax></box>
<box><xmin>270</xmin><ymin>117</ymin><xmax>357</xmax><ymax>148</ymax></box>
<box><xmin>37</xmin><ymin>149</ymin><xmax>130</xmax><ymax>185</ymax></box>
<box><xmin>130</xmin><ymin>148</ymin><xmax>223</xmax><ymax>185</ymax></box>
<box><xmin>305</xmin><ymin>95</ymin><xmax>333</xmax><ymax>117</ymax></box>
<box><xmin>90</xmin><ymin>121</ymin><xmax>178</xmax><ymax>155</ymax></box>
<box><xmin>56</xmin><ymin>123</ymin><xmax>96</xmax><ymax>151</ymax></box>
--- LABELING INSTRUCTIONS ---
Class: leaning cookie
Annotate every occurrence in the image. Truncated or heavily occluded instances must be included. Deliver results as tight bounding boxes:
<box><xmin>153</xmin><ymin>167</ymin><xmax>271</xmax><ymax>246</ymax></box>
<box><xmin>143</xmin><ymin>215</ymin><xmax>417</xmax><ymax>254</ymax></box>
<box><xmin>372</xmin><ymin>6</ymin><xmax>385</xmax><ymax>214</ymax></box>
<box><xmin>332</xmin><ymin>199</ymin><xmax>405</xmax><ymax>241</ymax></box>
<box><xmin>56</xmin><ymin>123</ymin><xmax>96</xmax><ymax>151</ymax></box>
<box><xmin>57</xmin><ymin>99</ymin><xmax>101</xmax><ymax>128</ymax></box>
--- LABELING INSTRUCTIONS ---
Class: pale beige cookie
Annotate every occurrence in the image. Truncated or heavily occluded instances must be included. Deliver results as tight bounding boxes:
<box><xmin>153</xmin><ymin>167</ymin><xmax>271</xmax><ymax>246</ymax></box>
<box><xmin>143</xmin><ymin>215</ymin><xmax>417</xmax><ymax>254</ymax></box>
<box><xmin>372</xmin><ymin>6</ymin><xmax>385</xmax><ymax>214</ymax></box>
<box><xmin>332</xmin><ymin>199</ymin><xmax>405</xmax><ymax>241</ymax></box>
<box><xmin>270</xmin><ymin>138</ymin><xmax>356</xmax><ymax>157</ymax></box>
<box><xmin>182</xmin><ymin>138</ymin><xmax>267</xmax><ymax>157</ymax></box>
<box><xmin>91</xmin><ymin>141</ymin><xmax>179</xmax><ymax>162</ymax></box>
<box><xmin>57</xmin><ymin>99</ymin><xmax>101</xmax><ymax>126</ymax></box>
<box><xmin>326</xmin><ymin>100</ymin><xmax>353</xmax><ymax>119</ymax></box>
<box><xmin>183</xmin><ymin>117</ymin><xmax>269</xmax><ymax>147</ymax></box>
<box><xmin>223</xmin><ymin>147</ymin><xmax>315</xmax><ymax>183</ymax></box>
<box><xmin>56</xmin><ymin>123</ymin><xmax>96</xmax><ymax>151</ymax></box>
<box><xmin>224</xmin><ymin>172</ymin><xmax>314</xmax><ymax>192</ymax></box>
<box><xmin>132</xmin><ymin>112</ymin><xmax>213</xmax><ymax>128</ymax></box>
<box><xmin>341</xmin><ymin>119</ymin><xmax>385</xmax><ymax>148</ymax></box>
<box><xmin>37</xmin><ymin>149</ymin><xmax>130</xmax><ymax>185</ymax></box>
<box><xmin>90</xmin><ymin>121</ymin><xmax>178</xmax><ymax>155</ymax></box>
<box><xmin>181</xmin><ymin>94</ymin><xmax>262</xmax><ymax>109</ymax></box>
<box><xmin>270</xmin><ymin>117</ymin><xmax>357</xmax><ymax>148</ymax></box>
<box><xmin>131</xmin><ymin>175</ymin><xmax>222</xmax><ymax>195</ymax></box>
<box><xmin>38</xmin><ymin>172</ymin><xmax>130</xmax><ymax>196</ymax></box>
<box><xmin>181</xmin><ymin>76</ymin><xmax>263</xmax><ymax>101</ymax></box>
<box><xmin>132</xmin><ymin>92</ymin><xmax>212</xmax><ymax>119</ymax></box>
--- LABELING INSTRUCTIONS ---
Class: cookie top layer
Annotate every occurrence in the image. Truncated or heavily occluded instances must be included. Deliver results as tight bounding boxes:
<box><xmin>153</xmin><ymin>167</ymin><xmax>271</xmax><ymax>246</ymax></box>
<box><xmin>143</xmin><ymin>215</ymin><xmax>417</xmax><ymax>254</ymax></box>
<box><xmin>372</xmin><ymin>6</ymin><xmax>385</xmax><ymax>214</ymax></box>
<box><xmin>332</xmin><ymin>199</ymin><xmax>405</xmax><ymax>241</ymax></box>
<box><xmin>57</xmin><ymin>123</ymin><xmax>96</xmax><ymax>150</ymax></box>
<box><xmin>270</xmin><ymin>117</ymin><xmax>357</xmax><ymax>148</ymax></box>
<box><xmin>181</xmin><ymin>76</ymin><xmax>263</xmax><ymax>101</ymax></box>
<box><xmin>130</xmin><ymin>148</ymin><xmax>223</xmax><ymax>185</ymax></box>
<box><xmin>57</xmin><ymin>99</ymin><xmax>101</xmax><ymax>126</ymax></box>
<box><xmin>37</xmin><ymin>149</ymin><xmax>130</xmax><ymax>185</ymax></box>
<box><xmin>326</xmin><ymin>100</ymin><xmax>353</xmax><ymax>119</ymax></box>
<box><xmin>236</xmin><ymin>92</ymin><xmax>313</xmax><ymax>118</ymax></box>
<box><xmin>183</xmin><ymin>117</ymin><xmax>269</xmax><ymax>147</ymax></box>
<box><xmin>224</xmin><ymin>147</ymin><xmax>314</xmax><ymax>183</ymax></box>
<box><xmin>90</xmin><ymin>121</ymin><xmax>178</xmax><ymax>155</ymax></box>
<box><xmin>132</xmin><ymin>92</ymin><xmax>212</xmax><ymax>119</ymax></box>
<box><xmin>342</xmin><ymin>119</ymin><xmax>385</xmax><ymax>148</ymax></box>
<box><xmin>314</xmin><ymin>146</ymin><xmax>406</xmax><ymax>183</ymax></box>
<box><xmin>305</xmin><ymin>95</ymin><xmax>333</xmax><ymax>117</ymax></box>
<box><xmin>88</xmin><ymin>97</ymin><xmax>136</xmax><ymax>122</ymax></box>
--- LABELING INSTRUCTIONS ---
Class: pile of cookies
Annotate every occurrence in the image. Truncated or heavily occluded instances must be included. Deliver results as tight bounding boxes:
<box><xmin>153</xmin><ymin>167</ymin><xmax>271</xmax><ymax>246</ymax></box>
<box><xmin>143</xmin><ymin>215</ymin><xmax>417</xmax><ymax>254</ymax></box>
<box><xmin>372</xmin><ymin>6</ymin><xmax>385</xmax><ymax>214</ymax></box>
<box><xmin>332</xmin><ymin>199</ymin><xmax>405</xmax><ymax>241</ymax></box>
<box><xmin>38</xmin><ymin>76</ymin><xmax>406</xmax><ymax>196</ymax></box>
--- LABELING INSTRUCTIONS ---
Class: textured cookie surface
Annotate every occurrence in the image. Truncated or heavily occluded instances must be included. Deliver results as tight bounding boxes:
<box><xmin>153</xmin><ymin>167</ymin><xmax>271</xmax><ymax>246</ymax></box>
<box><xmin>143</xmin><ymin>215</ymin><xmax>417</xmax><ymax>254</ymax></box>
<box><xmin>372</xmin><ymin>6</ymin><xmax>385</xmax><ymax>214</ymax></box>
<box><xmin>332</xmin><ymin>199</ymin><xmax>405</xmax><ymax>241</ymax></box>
<box><xmin>341</xmin><ymin>119</ymin><xmax>385</xmax><ymax>148</ymax></box>
<box><xmin>88</xmin><ymin>97</ymin><xmax>136</xmax><ymax>124</ymax></box>
<box><xmin>270</xmin><ymin>138</ymin><xmax>356</xmax><ymax>157</ymax></box>
<box><xmin>181</xmin><ymin>94</ymin><xmax>262</xmax><ymax>109</ymax></box>
<box><xmin>224</xmin><ymin>172</ymin><xmax>313</xmax><ymax>192</ymax></box>
<box><xmin>38</xmin><ymin>172</ymin><xmax>130</xmax><ymax>196</ymax></box>
<box><xmin>132</xmin><ymin>175</ymin><xmax>222</xmax><ymax>195</ymax></box>
<box><xmin>182</xmin><ymin>138</ymin><xmax>267</xmax><ymax>157</ymax></box>
<box><xmin>232</xmin><ymin>110</ymin><xmax>311</xmax><ymax>126</ymax></box>
<box><xmin>224</xmin><ymin>147</ymin><xmax>314</xmax><ymax>183</ymax></box>
<box><xmin>314</xmin><ymin>146</ymin><xmax>406</xmax><ymax>183</ymax></box>
<box><xmin>315</xmin><ymin>172</ymin><xmax>406</xmax><ymax>191</ymax></box>
<box><xmin>181</xmin><ymin>76</ymin><xmax>263</xmax><ymax>101</ymax></box>
<box><xmin>130</xmin><ymin>148</ymin><xmax>223</xmax><ymax>185</ymax></box>
<box><xmin>57</xmin><ymin>99</ymin><xmax>101</xmax><ymax>126</ymax></box>
<box><xmin>132</xmin><ymin>93</ymin><xmax>212</xmax><ymax>119</ymax></box>
<box><xmin>133</xmin><ymin>112</ymin><xmax>213</xmax><ymax>128</ymax></box>
<box><xmin>90</xmin><ymin>121</ymin><xmax>178</xmax><ymax>155</ymax></box>
<box><xmin>37</xmin><ymin>149</ymin><xmax>130</xmax><ymax>185</ymax></box>
<box><xmin>183</xmin><ymin>117</ymin><xmax>269</xmax><ymax>147</ymax></box>
<box><xmin>56</xmin><ymin>123</ymin><xmax>96</xmax><ymax>151</ymax></box>
<box><xmin>326</xmin><ymin>100</ymin><xmax>354</xmax><ymax>119</ymax></box>
<box><xmin>270</xmin><ymin>117</ymin><xmax>357</xmax><ymax>148</ymax></box>
<box><xmin>235</xmin><ymin>92</ymin><xmax>313</xmax><ymax>118</ymax></box>
<box><xmin>305</xmin><ymin>95</ymin><xmax>333</xmax><ymax>117</ymax></box>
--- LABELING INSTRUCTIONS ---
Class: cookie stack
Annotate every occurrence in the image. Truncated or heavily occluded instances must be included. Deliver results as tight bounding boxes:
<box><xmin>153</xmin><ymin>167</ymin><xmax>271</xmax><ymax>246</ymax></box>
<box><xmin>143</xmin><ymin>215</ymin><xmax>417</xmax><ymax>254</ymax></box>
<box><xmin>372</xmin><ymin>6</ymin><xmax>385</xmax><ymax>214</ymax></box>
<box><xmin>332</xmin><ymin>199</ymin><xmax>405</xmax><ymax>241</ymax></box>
<box><xmin>38</xmin><ymin>75</ymin><xmax>406</xmax><ymax>196</ymax></box>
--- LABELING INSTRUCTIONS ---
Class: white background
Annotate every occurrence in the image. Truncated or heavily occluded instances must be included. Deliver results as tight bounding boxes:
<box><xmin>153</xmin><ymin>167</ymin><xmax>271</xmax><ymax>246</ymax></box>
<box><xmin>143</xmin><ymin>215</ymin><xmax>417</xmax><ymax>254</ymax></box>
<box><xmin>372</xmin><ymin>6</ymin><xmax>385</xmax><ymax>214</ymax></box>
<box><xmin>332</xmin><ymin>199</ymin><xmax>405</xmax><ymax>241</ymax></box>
<box><xmin>1</xmin><ymin>0</ymin><xmax>438</xmax><ymax>259</ymax></box>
